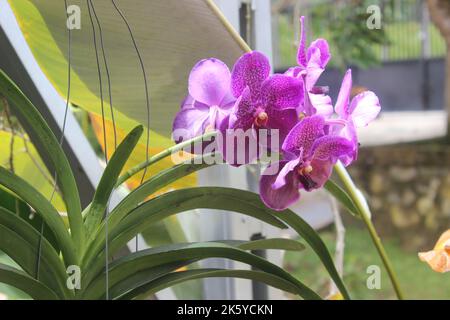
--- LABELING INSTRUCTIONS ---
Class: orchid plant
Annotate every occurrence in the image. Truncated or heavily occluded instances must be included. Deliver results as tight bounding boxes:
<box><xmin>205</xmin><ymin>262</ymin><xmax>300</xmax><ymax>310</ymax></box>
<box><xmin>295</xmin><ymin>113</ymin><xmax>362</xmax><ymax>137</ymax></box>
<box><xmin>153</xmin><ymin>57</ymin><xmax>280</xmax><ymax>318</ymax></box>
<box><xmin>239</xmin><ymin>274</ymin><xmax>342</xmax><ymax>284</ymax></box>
<box><xmin>0</xmin><ymin>16</ymin><xmax>403</xmax><ymax>300</ymax></box>
<box><xmin>172</xmin><ymin>16</ymin><xmax>402</xmax><ymax>299</ymax></box>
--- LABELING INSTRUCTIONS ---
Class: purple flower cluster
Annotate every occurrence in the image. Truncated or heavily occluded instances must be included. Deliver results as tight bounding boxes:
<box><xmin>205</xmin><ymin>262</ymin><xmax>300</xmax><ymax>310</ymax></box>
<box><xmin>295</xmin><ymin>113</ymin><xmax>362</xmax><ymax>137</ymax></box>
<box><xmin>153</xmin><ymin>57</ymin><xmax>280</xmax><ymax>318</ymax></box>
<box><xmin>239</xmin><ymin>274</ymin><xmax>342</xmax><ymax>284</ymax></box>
<box><xmin>173</xmin><ymin>17</ymin><xmax>380</xmax><ymax>211</ymax></box>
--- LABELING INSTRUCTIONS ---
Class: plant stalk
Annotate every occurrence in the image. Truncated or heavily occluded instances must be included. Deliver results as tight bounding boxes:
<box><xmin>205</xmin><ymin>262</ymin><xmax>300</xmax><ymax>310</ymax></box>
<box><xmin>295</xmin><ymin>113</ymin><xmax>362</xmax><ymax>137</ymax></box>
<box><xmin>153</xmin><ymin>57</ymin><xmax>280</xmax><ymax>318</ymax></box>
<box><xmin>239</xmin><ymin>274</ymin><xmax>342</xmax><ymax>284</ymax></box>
<box><xmin>116</xmin><ymin>131</ymin><xmax>217</xmax><ymax>185</ymax></box>
<box><xmin>334</xmin><ymin>161</ymin><xmax>404</xmax><ymax>300</ymax></box>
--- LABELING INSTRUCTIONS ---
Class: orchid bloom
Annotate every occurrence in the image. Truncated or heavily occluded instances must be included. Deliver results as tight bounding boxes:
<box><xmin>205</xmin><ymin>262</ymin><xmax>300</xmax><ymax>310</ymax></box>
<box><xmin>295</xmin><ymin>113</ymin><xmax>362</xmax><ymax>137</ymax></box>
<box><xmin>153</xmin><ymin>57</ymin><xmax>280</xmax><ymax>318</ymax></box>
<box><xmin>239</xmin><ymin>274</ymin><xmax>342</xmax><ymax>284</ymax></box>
<box><xmin>285</xmin><ymin>16</ymin><xmax>333</xmax><ymax>117</ymax></box>
<box><xmin>172</xmin><ymin>58</ymin><xmax>235</xmax><ymax>143</ymax></box>
<box><xmin>259</xmin><ymin>115</ymin><xmax>354</xmax><ymax>210</ymax></box>
<box><xmin>227</xmin><ymin>51</ymin><xmax>303</xmax><ymax>146</ymax></box>
<box><xmin>419</xmin><ymin>229</ymin><xmax>450</xmax><ymax>273</ymax></box>
<box><xmin>333</xmin><ymin>69</ymin><xmax>381</xmax><ymax>165</ymax></box>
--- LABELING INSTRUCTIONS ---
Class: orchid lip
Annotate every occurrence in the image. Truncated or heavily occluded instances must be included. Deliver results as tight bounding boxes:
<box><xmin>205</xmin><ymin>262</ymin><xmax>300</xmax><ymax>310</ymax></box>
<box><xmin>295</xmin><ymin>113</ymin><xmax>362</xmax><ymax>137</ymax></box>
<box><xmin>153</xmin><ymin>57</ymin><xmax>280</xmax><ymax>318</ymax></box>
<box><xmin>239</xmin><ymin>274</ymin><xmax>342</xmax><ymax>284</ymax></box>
<box><xmin>298</xmin><ymin>173</ymin><xmax>317</xmax><ymax>191</ymax></box>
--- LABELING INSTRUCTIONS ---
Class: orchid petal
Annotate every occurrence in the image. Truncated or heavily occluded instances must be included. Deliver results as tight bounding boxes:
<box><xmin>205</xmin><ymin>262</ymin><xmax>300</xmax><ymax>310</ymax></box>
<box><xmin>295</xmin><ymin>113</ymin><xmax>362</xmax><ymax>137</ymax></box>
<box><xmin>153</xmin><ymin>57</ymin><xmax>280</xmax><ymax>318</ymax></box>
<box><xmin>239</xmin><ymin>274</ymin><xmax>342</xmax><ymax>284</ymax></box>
<box><xmin>266</xmin><ymin>108</ymin><xmax>299</xmax><ymax>146</ymax></box>
<box><xmin>229</xmin><ymin>88</ymin><xmax>256</xmax><ymax>131</ymax></box>
<box><xmin>297</xmin><ymin>16</ymin><xmax>307</xmax><ymax>67</ymax></box>
<box><xmin>311</xmin><ymin>135</ymin><xmax>354</xmax><ymax>163</ymax></box>
<box><xmin>284</xmin><ymin>66</ymin><xmax>303</xmax><ymax>78</ymax></box>
<box><xmin>282</xmin><ymin>115</ymin><xmax>325</xmax><ymax>157</ymax></box>
<box><xmin>260</xmin><ymin>161</ymin><xmax>300</xmax><ymax>211</ymax></box>
<box><xmin>231</xmin><ymin>51</ymin><xmax>271</xmax><ymax>98</ymax></box>
<box><xmin>307</xmin><ymin>39</ymin><xmax>331</xmax><ymax>69</ymax></box>
<box><xmin>309</xmin><ymin>92</ymin><xmax>334</xmax><ymax>117</ymax></box>
<box><xmin>188</xmin><ymin>58</ymin><xmax>231</xmax><ymax>106</ymax></box>
<box><xmin>217</xmin><ymin>125</ymin><xmax>260</xmax><ymax>167</ymax></box>
<box><xmin>272</xmin><ymin>158</ymin><xmax>301</xmax><ymax>189</ymax></box>
<box><xmin>172</xmin><ymin>95</ymin><xmax>210</xmax><ymax>142</ymax></box>
<box><xmin>335</xmin><ymin>69</ymin><xmax>352</xmax><ymax>118</ymax></box>
<box><xmin>348</xmin><ymin>91</ymin><xmax>381</xmax><ymax>127</ymax></box>
<box><xmin>260</xmin><ymin>74</ymin><xmax>304</xmax><ymax>111</ymax></box>
<box><xmin>308</xmin><ymin>159</ymin><xmax>334</xmax><ymax>189</ymax></box>
<box><xmin>335</xmin><ymin>120</ymin><xmax>358</xmax><ymax>166</ymax></box>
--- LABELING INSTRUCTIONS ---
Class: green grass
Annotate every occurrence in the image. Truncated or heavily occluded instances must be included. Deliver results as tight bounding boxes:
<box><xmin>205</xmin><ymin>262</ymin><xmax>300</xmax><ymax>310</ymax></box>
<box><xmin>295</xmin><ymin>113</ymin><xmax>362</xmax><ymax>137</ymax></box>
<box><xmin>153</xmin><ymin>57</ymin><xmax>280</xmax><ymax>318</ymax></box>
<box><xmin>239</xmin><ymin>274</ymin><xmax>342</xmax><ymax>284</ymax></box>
<box><xmin>277</xmin><ymin>15</ymin><xmax>446</xmax><ymax>69</ymax></box>
<box><xmin>284</xmin><ymin>226</ymin><xmax>450</xmax><ymax>300</ymax></box>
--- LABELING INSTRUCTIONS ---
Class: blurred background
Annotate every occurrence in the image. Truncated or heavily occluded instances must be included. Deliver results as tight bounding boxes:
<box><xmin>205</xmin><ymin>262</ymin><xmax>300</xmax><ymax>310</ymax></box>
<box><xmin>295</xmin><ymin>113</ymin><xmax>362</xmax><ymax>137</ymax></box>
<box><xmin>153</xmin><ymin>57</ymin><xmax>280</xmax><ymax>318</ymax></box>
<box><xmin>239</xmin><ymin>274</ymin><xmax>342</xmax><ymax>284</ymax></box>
<box><xmin>0</xmin><ymin>0</ymin><xmax>449</xmax><ymax>300</ymax></box>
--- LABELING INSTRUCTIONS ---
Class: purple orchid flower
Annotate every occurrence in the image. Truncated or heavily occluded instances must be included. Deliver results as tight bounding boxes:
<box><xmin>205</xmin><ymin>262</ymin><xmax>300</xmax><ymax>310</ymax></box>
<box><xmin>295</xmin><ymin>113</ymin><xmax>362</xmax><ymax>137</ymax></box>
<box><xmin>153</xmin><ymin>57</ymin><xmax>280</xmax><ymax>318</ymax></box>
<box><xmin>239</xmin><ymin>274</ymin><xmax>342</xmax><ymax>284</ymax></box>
<box><xmin>172</xmin><ymin>58</ymin><xmax>235</xmax><ymax>144</ymax></box>
<box><xmin>285</xmin><ymin>16</ymin><xmax>333</xmax><ymax>118</ymax></box>
<box><xmin>333</xmin><ymin>69</ymin><xmax>381</xmax><ymax>165</ymax></box>
<box><xmin>259</xmin><ymin>115</ymin><xmax>354</xmax><ymax>211</ymax></box>
<box><xmin>220</xmin><ymin>51</ymin><xmax>304</xmax><ymax>165</ymax></box>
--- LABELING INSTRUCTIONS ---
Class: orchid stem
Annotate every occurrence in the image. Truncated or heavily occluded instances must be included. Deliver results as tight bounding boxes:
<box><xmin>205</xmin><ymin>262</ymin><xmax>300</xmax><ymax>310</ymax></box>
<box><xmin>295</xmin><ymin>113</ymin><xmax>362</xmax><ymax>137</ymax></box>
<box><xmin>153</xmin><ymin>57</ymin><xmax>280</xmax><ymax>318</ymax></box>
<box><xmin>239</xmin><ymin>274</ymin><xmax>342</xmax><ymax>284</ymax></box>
<box><xmin>116</xmin><ymin>131</ymin><xmax>217</xmax><ymax>186</ymax></box>
<box><xmin>334</xmin><ymin>161</ymin><xmax>404</xmax><ymax>300</ymax></box>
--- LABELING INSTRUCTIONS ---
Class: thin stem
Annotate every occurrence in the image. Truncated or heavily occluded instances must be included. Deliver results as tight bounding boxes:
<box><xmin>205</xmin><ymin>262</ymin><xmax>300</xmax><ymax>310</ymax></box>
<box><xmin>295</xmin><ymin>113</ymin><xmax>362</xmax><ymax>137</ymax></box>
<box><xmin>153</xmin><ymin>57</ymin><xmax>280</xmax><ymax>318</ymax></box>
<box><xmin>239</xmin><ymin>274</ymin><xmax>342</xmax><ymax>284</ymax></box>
<box><xmin>116</xmin><ymin>131</ymin><xmax>217</xmax><ymax>186</ymax></box>
<box><xmin>334</xmin><ymin>161</ymin><xmax>404</xmax><ymax>300</ymax></box>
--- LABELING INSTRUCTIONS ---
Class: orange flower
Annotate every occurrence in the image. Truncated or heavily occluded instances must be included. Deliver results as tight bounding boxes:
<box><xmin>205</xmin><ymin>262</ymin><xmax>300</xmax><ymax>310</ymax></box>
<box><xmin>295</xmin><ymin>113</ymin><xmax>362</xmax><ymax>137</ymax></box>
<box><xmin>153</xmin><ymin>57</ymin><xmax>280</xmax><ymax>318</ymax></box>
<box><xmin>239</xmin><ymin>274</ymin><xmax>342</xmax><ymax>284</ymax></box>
<box><xmin>418</xmin><ymin>229</ymin><xmax>450</xmax><ymax>273</ymax></box>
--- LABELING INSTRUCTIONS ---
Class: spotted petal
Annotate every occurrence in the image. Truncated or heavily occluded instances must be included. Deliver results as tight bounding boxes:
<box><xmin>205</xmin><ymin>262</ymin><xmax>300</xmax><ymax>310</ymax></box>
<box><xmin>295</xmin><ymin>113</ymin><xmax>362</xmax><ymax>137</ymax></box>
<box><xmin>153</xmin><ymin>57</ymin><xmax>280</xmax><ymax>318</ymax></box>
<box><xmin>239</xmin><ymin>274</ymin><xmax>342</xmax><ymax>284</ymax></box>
<box><xmin>231</xmin><ymin>51</ymin><xmax>271</xmax><ymax>98</ymax></box>
<box><xmin>311</xmin><ymin>135</ymin><xmax>354</xmax><ymax>163</ymax></box>
<box><xmin>228</xmin><ymin>88</ymin><xmax>256</xmax><ymax>131</ymax></box>
<box><xmin>260</xmin><ymin>74</ymin><xmax>304</xmax><ymax>111</ymax></box>
<box><xmin>282</xmin><ymin>115</ymin><xmax>325</xmax><ymax>157</ymax></box>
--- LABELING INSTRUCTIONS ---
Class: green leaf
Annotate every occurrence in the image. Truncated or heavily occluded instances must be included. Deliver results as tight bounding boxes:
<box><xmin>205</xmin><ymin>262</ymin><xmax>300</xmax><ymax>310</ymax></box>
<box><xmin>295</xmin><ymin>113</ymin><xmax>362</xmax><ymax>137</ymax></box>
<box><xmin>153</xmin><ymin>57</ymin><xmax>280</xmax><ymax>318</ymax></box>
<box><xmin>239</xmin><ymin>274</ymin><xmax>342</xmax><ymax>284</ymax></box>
<box><xmin>0</xmin><ymin>70</ymin><xmax>83</xmax><ymax>250</ymax></box>
<box><xmin>0</xmin><ymin>167</ymin><xmax>76</xmax><ymax>266</ymax></box>
<box><xmin>0</xmin><ymin>187</ymin><xmax>60</xmax><ymax>252</ymax></box>
<box><xmin>118</xmin><ymin>269</ymin><xmax>302</xmax><ymax>300</ymax></box>
<box><xmin>82</xmin><ymin>187</ymin><xmax>287</xmax><ymax>270</ymax></box>
<box><xmin>116</xmin><ymin>132</ymin><xmax>216</xmax><ymax>186</ymax></box>
<box><xmin>229</xmin><ymin>238</ymin><xmax>305</xmax><ymax>252</ymax></box>
<box><xmin>324</xmin><ymin>180</ymin><xmax>360</xmax><ymax>217</ymax></box>
<box><xmin>108</xmin><ymin>153</ymin><xmax>213</xmax><ymax>231</ymax></box>
<box><xmin>0</xmin><ymin>263</ymin><xmax>59</xmax><ymax>300</ymax></box>
<box><xmin>0</xmin><ymin>222</ymin><xmax>70</xmax><ymax>299</ymax></box>
<box><xmin>0</xmin><ymin>206</ymin><xmax>67</xmax><ymax>285</ymax></box>
<box><xmin>94</xmin><ymin>261</ymin><xmax>192</xmax><ymax>300</ymax></box>
<box><xmin>165</xmin><ymin>187</ymin><xmax>353</xmax><ymax>300</ymax></box>
<box><xmin>84</xmin><ymin>125</ymin><xmax>143</xmax><ymax>239</ymax></box>
<box><xmin>83</xmin><ymin>242</ymin><xmax>321</xmax><ymax>300</ymax></box>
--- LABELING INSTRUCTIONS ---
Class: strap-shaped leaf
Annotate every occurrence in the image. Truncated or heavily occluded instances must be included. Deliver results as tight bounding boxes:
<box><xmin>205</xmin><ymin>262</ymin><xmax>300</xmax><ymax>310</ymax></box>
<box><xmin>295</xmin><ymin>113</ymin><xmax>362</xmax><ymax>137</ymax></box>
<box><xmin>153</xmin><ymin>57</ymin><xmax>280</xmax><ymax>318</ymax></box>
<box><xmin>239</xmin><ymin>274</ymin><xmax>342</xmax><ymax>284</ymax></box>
<box><xmin>84</xmin><ymin>125</ymin><xmax>143</xmax><ymax>238</ymax></box>
<box><xmin>0</xmin><ymin>167</ymin><xmax>76</xmax><ymax>266</ymax></box>
<box><xmin>0</xmin><ymin>223</ymin><xmax>70</xmax><ymax>299</ymax></box>
<box><xmin>82</xmin><ymin>188</ymin><xmax>287</xmax><ymax>269</ymax></box>
<box><xmin>324</xmin><ymin>180</ymin><xmax>360</xmax><ymax>217</ymax></box>
<box><xmin>83</xmin><ymin>186</ymin><xmax>349</xmax><ymax>299</ymax></box>
<box><xmin>85</xmin><ymin>261</ymin><xmax>190</xmax><ymax>299</ymax></box>
<box><xmin>225</xmin><ymin>238</ymin><xmax>305</xmax><ymax>251</ymax></box>
<box><xmin>118</xmin><ymin>269</ymin><xmax>302</xmax><ymax>300</ymax></box>
<box><xmin>0</xmin><ymin>187</ymin><xmax>60</xmax><ymax>251</ymax></box>
<box><xmin>0</xmin><ymin>263</ymin><xmax>59</xmax><ymax>300</ymax></box>
<box><xmin>0</xmin><ymin>70</ymin><xmax>83</xmax><ymax>249</ymax></box>
<box><xmin>0</xmin><ymin>206</ymin><xmax>67</xmax><ymax>285</ymax></box>
<box><xmin>116</xmin><ymin>132</ymin><xmax>217</xmax><ymax>186</ymax></box>
<box><xmin>83</xmin><ymin>242</ymin><xmax>320</xmax><ymax>300</ymax></box>
<box><xmin>106</xmin><ymin>154</ymin><xmax>214</xmax><ymax>233</ymax></box>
